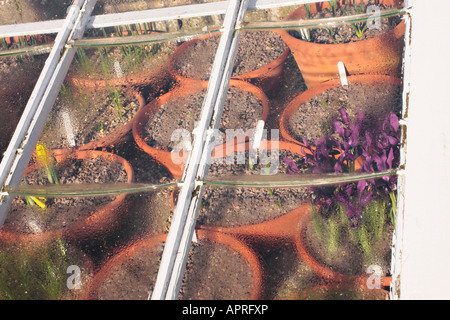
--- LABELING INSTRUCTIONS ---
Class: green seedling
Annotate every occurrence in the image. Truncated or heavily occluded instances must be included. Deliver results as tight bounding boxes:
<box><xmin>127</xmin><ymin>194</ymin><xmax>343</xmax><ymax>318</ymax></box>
<box><xmin>350</xmin><ymin>0</ymin><xmax>368</xmax><ymax>38</ymax></box>
<box><xmin>299</xmin><ymin>4</ymin><xmax>312</xmax><ymax>41</ymax></box>
<box><xmin>0</xmin><ymin>239</ymin><xmax>72</xmax><ymax>300</ymax></box>
<box><xmin>389</xmin><ymin>190</ymin><xmax>397</xmax><ymax>229</ymax></box>
<box><xmin>328</xmin><ymin>0</ymin><xmax>338</xmax><ymax>16</ymax></box>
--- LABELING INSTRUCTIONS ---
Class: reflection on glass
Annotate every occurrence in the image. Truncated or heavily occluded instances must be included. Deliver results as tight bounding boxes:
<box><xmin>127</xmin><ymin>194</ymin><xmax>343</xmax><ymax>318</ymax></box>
<box><xmin>0</xmin><ymin>1</ymin><xmax>405</xmax><ymax>300</ymax></box>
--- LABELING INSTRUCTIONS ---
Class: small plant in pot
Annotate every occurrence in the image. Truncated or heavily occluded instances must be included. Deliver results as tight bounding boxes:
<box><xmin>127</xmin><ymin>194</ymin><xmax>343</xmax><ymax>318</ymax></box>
<box><xmin>0</xmin><ymin>237</ymin><xmax>93</xmax><ymax>300</ymax></box>
<box><xmin>277</xmin><ymin>0</ymin><xmax>405</xmax><ymax>88</ymax></box>
<box><xmin>285</xmin><ymin>108</ymin><xmax>400</xmax><ymax>275</ymax></box>
<box><xmin>2</xmin><ymin>145</ymin><xmax>134</xmax><ymax>243</ymax></box>
<box><xmin>68</xmin><ymin>44</ymin><xmax>175</xmax><ymax>95</ymax></box>
<box><xmin>40</xmin><ymin>83</ymin><xmax>145</xmax><ymax>150</ymax></box>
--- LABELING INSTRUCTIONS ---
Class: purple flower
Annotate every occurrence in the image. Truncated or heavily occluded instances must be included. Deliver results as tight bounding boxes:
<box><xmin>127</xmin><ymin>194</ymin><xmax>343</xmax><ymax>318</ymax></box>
<box><xmin>284</xmin><ymin>109</ymin><xmax>401</xmax><ymax>223</ymax></box>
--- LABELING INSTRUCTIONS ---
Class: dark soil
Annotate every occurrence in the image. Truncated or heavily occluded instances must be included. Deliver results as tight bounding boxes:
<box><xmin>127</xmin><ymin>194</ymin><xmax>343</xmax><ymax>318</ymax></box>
<box><xmin>287</xmin><ymin>81</ymin><xmax>403</xmax><ymax>144</ymax></box>
<box><xmin>4</xmin><ymin>155</ymin><xmax>128</xmax><ymax>235</ymax></box>
<box><xmin>40</xmin><ymin>86</ymin><xmax>141</xmax><ymax>149</ymax></box>
<box><xmin>115</xmin><ymin>141</ymin><xmax>175</xmax><ymax>238</ymax></box>
<box><xmin>180</xmin><ymin>239</ymin><xmax>256</xmax><ymax>300</ymax></box>
<box><xmin>92</xmin><ymin>239</ymin><xmax>164</xmax><ymax>300</ymax></box>
<box><xmin>0</xmin><ymin>54</ymin><xmax>47</xmax><ymax>161</ymax></box>
<box><xmin>144</xmin><ymin>87</ymin><xmax>263</xmax><ymax>151</ymax></box>
<box><xmin>198</xmin><ymin>149</ymin><xmax>309</xmax><ymax>228</ymax></box>
<box><xmin>174</xmin><ymin>31</ymin><xmax>286</xmax><ymax>80</ymax></box>
<box><xmin>289</xmin><ymin>3</ymin><xmax>402</xmax><ymax>44</ymax></box>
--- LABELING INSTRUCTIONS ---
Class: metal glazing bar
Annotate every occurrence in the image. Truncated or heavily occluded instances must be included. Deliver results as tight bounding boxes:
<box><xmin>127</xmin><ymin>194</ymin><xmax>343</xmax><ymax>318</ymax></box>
<box><xmin>0</xmin><ymin>0</ymin><xmax>98</xmax><ymax>227</ymax></box>
<box><xmin>150</xmin><ymin>0</ymin><xmax>249</xmax><ymax>300</ymax></box>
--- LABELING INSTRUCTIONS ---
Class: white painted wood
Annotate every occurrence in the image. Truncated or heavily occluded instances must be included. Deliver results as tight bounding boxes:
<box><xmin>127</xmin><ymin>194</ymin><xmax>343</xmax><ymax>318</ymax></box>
<box><xmin>394</xmin><ymin>0</ymin><xmax>450</xmax><ymax>300</ymax></box>
<box><xmin>150</xmin><ymin>0</ymin><xmax>249</xmax><ymax>300</ymax></box>
<box><xmin>0</xmin><ymin>0</ymin><xmax>97</xmax><ymax>227</ymax></box>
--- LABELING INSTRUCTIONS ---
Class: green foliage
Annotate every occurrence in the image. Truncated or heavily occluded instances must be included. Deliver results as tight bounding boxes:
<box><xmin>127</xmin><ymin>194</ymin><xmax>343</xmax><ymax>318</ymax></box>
<box><xmin>312</xmin><ymin>193</ymin><xmax>392</xmax><ymax>264</ymax></box>
<box><xmin>75</xmin><ymin>48</ymin><xmax>91</xmax><ymax>75</ymax></box>
<box><xmin>106</xmin><ymin>85</ymin><xmax>123</xmax><ymax>119</ymax></box>
<box><xmin>0</xmin><ymin>240</ymin><xmax>71</xmax><ymax>300</ymax></box>
<box><xmin>328</xmin><ymin>0</ymin><xmax>338</xmax><ymax>16</ymax></box>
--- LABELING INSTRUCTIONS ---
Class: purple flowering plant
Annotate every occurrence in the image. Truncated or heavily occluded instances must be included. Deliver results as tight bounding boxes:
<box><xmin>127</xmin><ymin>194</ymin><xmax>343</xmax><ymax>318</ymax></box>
<box><xmin>285</xmin><ymin>107</ymin><xmax>401</xmax><ymax>227</ymax></box>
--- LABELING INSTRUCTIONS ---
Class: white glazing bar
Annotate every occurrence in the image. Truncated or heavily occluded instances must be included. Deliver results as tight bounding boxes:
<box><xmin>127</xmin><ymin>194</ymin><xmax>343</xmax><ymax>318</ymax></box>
<box><xmin>164</xmin><ymin>2</ymin><xmax>249</xmax><ymax>301</ymax></box>
<box><xmin>150</xmin><ymin>0</ymin><xmax>248</xmax><ymax>300</ymax></box>
<box><xmin>0</xmin><ymin>0</ymin><xmax>97</xmax><ymax>227</ymax></box>
<box><xmin>0</xmin><ymin>0</ymin><xmax>317</xmax><ymax>38</ymax></box>
<box><xmin>0</xmin><ymin>19</ymin><xmax>63</xmax><ymax>38</ymax></box>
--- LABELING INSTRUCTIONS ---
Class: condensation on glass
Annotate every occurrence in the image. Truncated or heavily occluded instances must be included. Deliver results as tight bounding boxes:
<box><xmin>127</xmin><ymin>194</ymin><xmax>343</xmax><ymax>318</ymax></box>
<box><xmin>0</xmin><ymin>0</ymin><xmax>406</xmax><ymax>300</ymax></box>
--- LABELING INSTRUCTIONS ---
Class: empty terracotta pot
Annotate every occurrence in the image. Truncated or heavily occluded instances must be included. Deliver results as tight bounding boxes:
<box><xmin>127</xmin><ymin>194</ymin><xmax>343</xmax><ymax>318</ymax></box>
<box><xmin>168</xmin><ymin>31</ymin><xmax>290</xmax><ymax>95</ymax></box>
<box><xmin>132</xmin><ymin>79</ymin><xmax>270</xmax><ymax>179</ymax></box>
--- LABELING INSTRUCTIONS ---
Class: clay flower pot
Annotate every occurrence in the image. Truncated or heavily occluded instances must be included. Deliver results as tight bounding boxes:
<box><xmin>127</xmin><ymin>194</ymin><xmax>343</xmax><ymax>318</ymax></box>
<box><xmin>0</xmin><ymin>148</ymin><xmax>135</xmax><ymax>245</ymax></box>
<box><xmin>132</xmin><ymin>79</ymin><xmax>270</xmax><ymax>179</ymax></box>
<box><xmin>196</xmin><ymin>140</ymin><xmax>310</xmax><ymax>231</ymax></box>
<box><xmin>279</xmin><ymin>74</ymin><xmax>403</xmax><ymax>146</ymax></box>
<box><xmin>78</xmin><ymin>89</ymin><xmax>146</xmax><ymax>151</ymax></box>
<box><xmin>66</xmin><ymin>43</ymin><xmax>174</xmax><ymax>98</ymax></box>
<box><xmin>168</xmin><ymin>31</ymin><xmax>290</xmax><ymax>95</ymax></box>
<box><xmin>0</xmin><ymin>233</ymin><xmax>94</xmax><ymax>300</ymax></box>
<box><xmin>277</xmin><ymin>0</ymin><xmax>405</xmax><ymax>88</ymax></box>
<box><xmin>289</xmin><ymin>281</ymin><xmax>390</xmax><ymax>300</ymax></box>
<box><xmin>295</xmin><ymin>205</ymin><xmax>392</xmax><ymax>289</ymax></box>
<box><xmin>85</xmin><ymin>230</ymin><xmax>262</xmax><ymax>300</ymax></box>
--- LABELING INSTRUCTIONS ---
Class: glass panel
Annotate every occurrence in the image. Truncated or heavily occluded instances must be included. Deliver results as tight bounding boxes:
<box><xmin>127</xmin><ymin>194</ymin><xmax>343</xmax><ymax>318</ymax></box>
<box><xmin>0</xmin><ymin>37</ymin><xmax>178</xmax><ymax>299</ymax></box>
<box><xmin>0</xmin><ymin>0</ymin><xmax>72</xmax><ymax>25</ymax></box>
<box><xmin>0</xmin><ymin>52</ymin><xmax>49</xmax><ymax>162</ymax></box>
<box><xmin>93</xmin><ymin>0</ymin><xmax>224</xmax><ymax>15</ymax></box>
<box><xmin>0</xmin><ymin>0</ymin><xmax>407</xmax><ymax>301</ymax></box>
<box><xmin>0</xmin><ymin>34</ymin><xmax>55</xmax><ymax>57</ymax></box>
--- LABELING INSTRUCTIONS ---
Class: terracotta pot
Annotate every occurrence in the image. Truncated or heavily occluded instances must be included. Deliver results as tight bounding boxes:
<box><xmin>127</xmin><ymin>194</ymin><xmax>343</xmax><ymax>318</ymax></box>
<box><xmin>67</xmin><ymin>43</ymin><xmax>174</xmax><ymax>98</ymax></box>
<box><xmin>85</xmin><ymin>230</ymin><xmax>262</xmax><ymax>300</ymax></box>
<box><xmin>289</xmin><ymin>281</ymin><xmax>390</xmax><ymax>300</ymax></box>
<box><xmin>0</xmin><ymin>149</ymin><xmax>135</xmax><ymax>245</ymax></box>
<box><xmin>295</xmin><ymin>204</ymin><xmax>392</xmax><ymax>287</ymax></box>
<box><xmin>78</xmin><ymin>89</ymin><xmax>146</xmax><ymax>151</ymax></box>
<box><xmin>168</xmin><ymin>31</ymin><xmax>290</xmax><ymax>95</ymax></box>
<box><xmin>0</xmin><ymin>234</ymin><xmax>94</xmax><ymax>300</ymax></box>
<box><xmin>279</xmin><ymin>74</ymin><xmax>403</xmax><ymax>146</ymax></box>
<box><xmin>277</xmin><ymin>0</ymin><xmax>405</xmax><ymax>88</ymax></box>
<box><xmin>132</xmin><ymin>79</ymin><xmax>270</xmax><ymax>179</ymax></box>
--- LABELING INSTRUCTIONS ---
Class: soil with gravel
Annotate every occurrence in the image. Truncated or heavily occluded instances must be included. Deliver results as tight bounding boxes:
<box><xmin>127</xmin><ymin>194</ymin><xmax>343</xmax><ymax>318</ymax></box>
<box><xmin>0</xmin><ymin>54</ymin><xmax>47</xmax><ymax>161</ymax></box>
<box><xmin>180</xmin><ymin>239</ymin><xmax>256</xmax><ymax>300</ymax></box>
<box><xmin>198</xmin><ymin>148</ymin><xmax>309</xmax><ymax>228</ymax></box>
<box><xmin>289</xmin><ymin>3</ymin><xmax>402</xmax><ymax>44</ymax></box>
<box><xmin>92</xmin><ymin>239</ymin><xmax>164</xmax><ymax>300</ymax></box>
<box><xmin>4</xmin><ymin>155</ymin><xmax>128</xmax><ymax>235</ymax></box>
<box><xmin>303</xmin><ymin>214</ymin><xmax>393</xmax><ymax>278</ymax></box>
<box><xmin>144</xmin><ymin>87</ymin><xmax>263</xmax><ymax>151</ymax></box>
<box><xmin>174</xmin><ymin>31</ymin><xmax>286</xmax><ymax>80</ymax></box>
<box><xmin>40</xmin><ymin>87</ymin><xmax>141</xmax><ymax>149</ymax></box>
<box><xmin>287</xmin><ymin>81</ymin><xmax>403</xmax><ymax>144</ymax></box>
